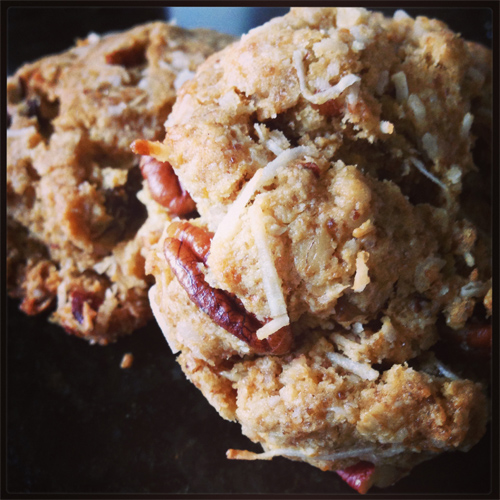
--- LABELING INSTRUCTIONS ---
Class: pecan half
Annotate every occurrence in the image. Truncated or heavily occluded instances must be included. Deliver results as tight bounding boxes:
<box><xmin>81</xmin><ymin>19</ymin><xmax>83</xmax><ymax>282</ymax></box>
<box><xmin>163</xmin><ymin>222</ymin><xmax>292</xmax><ymax>355</ymax></box>
<box><xmin>464</xmin><ymin>323</ymin><xmax>492</xmax><ymax>351</ymax></box>
<box><xmin>131</xmin><ymin>140</ymin><xmax>196</xmax><ymax>216</ymax></box>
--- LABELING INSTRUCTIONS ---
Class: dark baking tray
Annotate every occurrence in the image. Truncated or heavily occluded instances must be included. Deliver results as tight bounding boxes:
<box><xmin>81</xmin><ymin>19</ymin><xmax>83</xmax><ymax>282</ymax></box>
<box><xmin>4</xmin><ymin>5</ymin><xmax>496</xmax><ymax>498</ymax></box>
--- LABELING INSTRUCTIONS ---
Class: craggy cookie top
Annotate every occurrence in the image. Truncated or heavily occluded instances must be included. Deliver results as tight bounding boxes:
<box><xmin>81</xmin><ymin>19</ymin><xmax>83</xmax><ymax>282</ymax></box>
<box><xmin>142</xmin><ymin>7</ymin><xmax>491</xmax><ymax>492</ymax></box>
<box><xmin>7</xmin><ymin>22</ymin><xmax>234</xmax><ymax>343</ymax></box>
<box><xmin>146</xmin><ymin>8</ymin><xmax>491</xmax><ymax>360</ymax></box>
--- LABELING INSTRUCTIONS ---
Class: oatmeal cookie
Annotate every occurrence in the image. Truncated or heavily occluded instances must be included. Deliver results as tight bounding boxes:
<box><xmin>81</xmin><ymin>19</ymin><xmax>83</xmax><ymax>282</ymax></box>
<box><xmin>7</xmin><ymin>22</ymin><xmax>234</xmax><ymax>344</ymax></box>
<box><xmin>142</xmin><ymin>7</ymin><xmax>492</xmax><ymax>492</ymax></box>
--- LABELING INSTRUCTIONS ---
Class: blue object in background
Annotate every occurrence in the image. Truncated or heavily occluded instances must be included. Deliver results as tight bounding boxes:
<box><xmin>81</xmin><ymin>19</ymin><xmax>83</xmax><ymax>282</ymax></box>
<box><xmin>167</xmin><ymin>7</ymin><xmax>290</xmax><ymax>36</ymax></box>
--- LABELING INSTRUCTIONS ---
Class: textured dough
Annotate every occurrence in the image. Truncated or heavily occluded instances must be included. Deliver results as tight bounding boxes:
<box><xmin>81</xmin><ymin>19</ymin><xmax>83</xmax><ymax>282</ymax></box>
<box><xmin>7</xmin><ymin>22</ymin><xmax>234</xmax><ymax>344</ymax></box>
<box><xmin>144</xmin><ymin>7</ymin><xmax>491</xmax><ymax>490</ymax></box>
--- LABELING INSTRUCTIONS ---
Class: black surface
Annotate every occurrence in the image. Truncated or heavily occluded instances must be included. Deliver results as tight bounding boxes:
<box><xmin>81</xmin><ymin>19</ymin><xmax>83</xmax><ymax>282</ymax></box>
<box><xmin>4</xmin><ymin>300</ymin><xmax>495</xmax><ymax>495</ymax></box>
<box><xmin>3</xmin><ymin>5</ymin><xmax>497</xmax><ymax>498</ymax></box>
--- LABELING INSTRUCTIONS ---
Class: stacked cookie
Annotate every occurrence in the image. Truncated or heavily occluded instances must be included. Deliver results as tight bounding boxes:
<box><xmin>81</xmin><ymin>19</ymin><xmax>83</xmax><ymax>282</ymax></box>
<box><xmin>141</xmin><ymin>8</ymin><xmax>492</xmax><ymax>492</ymax></box>
<box><xmin>7</xmin><ymin>7</ymin><xmax>492</xmax><ymax>494</ymax></box>
<box><xmin>7</xmin><ymin>22</ymin><xmax>233</xmax><ymax>344</ymax></box>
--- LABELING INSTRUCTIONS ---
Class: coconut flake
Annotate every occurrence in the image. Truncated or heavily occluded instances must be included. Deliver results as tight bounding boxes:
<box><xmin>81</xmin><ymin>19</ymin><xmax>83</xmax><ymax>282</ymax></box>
<box><xmin>249</xmin><ymin>203</ymin><xmax>289</xmax><ymax>337</ymax></box>
<box><xmin>460</xmin><ymin>281</ymin><xmax>487</xmax><ymax>298</ymax></box>
<box><xmin>228</xmin><ymin>444</ymin><xmax>405</xmax><ymax>463</ymax></box>
<box><xmin>433</xmin><ymin>359</ymin><xmax>459</xmax><ymax>380</ymax></box>
<box><xmin>352</xmin><ymin>322</ymin><xmax>364</xmax><ymax>334</ymax></box>
<box><xmin>253</xmin><ymin>123</ymin><xmax>290</xmax><ymax>155</ymax></box>
<box><xmin>463</xmin><ymin>251</ymin><xmax>475</xmax><ymax>267</ymax></box>
<box><xmin>336</xmin><ymin>8</ymin><xmax>365</xmax><ymax>28</ymax></box>
<box><xmin>174</xmin><ymin>68</ymin><xmax>195</xmax><ymax>91</ymax></box>
<box><xmin>446</xmin><ymin>164</ymin><xmax>462</xmax><ymax>185</ymax></box>
<box><xmin>87</xmin><ymin>32</ymin><xmax>101</xmax><ymax>44</ymax></box>
<box><xmin>293</xmin><ymin>49</ymin><xmax>360</xmax><ymax>105</ymax></box>
<box><xmin>409</xmin><ymin>157</ymin><xmax>448</xmax><ymax>191</ymax></box>
<box><xmin>212</xmin><ymin>146</ymin><xmax>314</xmax><ymax>244</ymax></box>
<box><xmin>227</xmin><ymin>447</ymin><xmax>314</xmax><ymax>461</ymax></box>
<box><xmin>393</xmin><ymin>9</ymin><xmax>411</xmax><ymax>20</ymax></box>
<box><xmin>107</xmin><ymin>102</ymin><xmax>127</xmax><ymax>116</ymax></box>
<box><xmin>352</xmin><ymin>251</ymin><xmax>370</xmax><ymax>292</ymax></box>
<box><xmin>318</xmin><ymin>445</ymin><xmax>407</xmax><ymax>461</ymax></box>
<box><xmin>326</xmin><ymin>351</ymin><xmax>379</xmax><ymax>381</ymax></box>
<box><xmin>7</xmin><ymin>126</ymin><xmax>37</xmax><ymax>138</ymax></box>
<box><xmin>461</xmin><ymin>112</ymin><xmax>474</xmax><ymax>138</ymax></box>
<box><xmin>391</xmin><ymin>71</ymin><xmax>408</xmax><ymax>102</ymax></box>
<box><xmin>379</xmin><ymin>121</ymin><xmax>394</xmax><ymax>134</ymax></box>
<box><xmin>256</xmin><ymin>315</ymin><xmax>289</xmax><ymax>340</ymax></box>
<box><xmin>422</xmin><ymin>133</ymin><xmax>439</xmax><ymax>161</ymax></box>
<box><xmin>408</xmin><ymin>94</ymin><xmax>426</xmax><ymax>124</ymax></box>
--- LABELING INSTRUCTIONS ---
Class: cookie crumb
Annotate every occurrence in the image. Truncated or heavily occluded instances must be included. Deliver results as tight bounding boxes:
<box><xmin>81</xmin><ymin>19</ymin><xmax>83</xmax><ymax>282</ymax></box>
<box><xmin>120</xmin><ymin>353</ymin><xmax>134</xmax><ymax>369</ymax></box>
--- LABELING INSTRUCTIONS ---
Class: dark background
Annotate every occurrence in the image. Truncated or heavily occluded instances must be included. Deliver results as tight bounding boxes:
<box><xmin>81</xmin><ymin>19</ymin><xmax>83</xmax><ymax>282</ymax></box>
<box><xmin>4</xmin><ymin>5</ymin><xmax>496</xmax><ymax>497</ymax></box>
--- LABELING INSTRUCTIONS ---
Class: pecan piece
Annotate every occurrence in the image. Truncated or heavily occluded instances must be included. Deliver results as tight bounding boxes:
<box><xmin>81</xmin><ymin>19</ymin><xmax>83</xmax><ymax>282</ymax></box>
<box><xmin>312</xmin><ymin>99</ymin><xmax>344</xmax><ymax>117</ymax></box>
<box><xmin>131</xmin><ymin>140</ymin><xmax>196</xmax><ymax>216</ymax></box>
<box><xmin>163</xmin><ymin>222</ymin><xmax>292</xmax><ymax>355</ymax></box>
<box><xmin>105</xmin><ymin>43</ymin><xmax>146</xmax><ymax>67</ymax></box>
<box><xmin>300</xmin><ymin>162</ymin><xmax>321</xmax><ymax>177</ymax></box>
<box><xmin>464</xmin><ymin>323</ymin><xmax>492</xmax><ymax>351</ymax></box>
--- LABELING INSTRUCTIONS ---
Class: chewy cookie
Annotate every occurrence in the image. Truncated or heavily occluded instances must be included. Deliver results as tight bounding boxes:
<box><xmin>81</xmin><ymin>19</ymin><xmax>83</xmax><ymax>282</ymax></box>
<box><xmin>142</xmin><ymin>8</ymin><xmax>492</xmax><ymax>492</ymax></box>
<box><xmin>7</xmin><ymin>22</ymin><xmax>234</xmax><ymax>344</ymax></box>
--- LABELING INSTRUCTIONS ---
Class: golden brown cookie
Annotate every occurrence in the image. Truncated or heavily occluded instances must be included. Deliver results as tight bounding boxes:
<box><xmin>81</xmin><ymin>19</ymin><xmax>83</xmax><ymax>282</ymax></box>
<box><xmin>142</xmin><ymin>8</ymin><xmax>492</xmax><ymax>491</ymax></box>
<box><xmin>7</xmin><ymin>22</ymin><xmax>234</xmax><ymax>344</ymax></box>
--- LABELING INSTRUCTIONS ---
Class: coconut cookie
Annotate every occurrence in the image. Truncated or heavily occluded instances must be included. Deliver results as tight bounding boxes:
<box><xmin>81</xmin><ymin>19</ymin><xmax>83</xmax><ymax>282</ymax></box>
<box><xmin>141</xmin><ymin>7</ymin><xmax>491</xmax><ymax>492</ymax></box>
<box><xmin>7</xmin><ymin>22</ymin><xmax>234</xmax><ymax>344</ymax></box>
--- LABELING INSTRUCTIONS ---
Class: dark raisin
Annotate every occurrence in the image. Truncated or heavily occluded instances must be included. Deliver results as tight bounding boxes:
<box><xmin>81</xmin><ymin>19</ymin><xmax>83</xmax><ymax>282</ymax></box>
<box><xmin>70</xmin><ymin>290</ymin><xmax>102</xmax><ymax>324</ymax></box>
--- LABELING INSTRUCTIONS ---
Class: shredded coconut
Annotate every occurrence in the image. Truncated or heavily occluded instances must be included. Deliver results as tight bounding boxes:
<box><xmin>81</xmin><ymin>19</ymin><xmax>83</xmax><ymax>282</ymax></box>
<box><xmin>316</xmin><ymin>445</ymin><xmax>407</xmax><ymax>462</ymax></box>
<box><xmin>107</xmin><ymin>102</ymin><xmax>128</xmax><ymax>116</ymax></box>
<box><xmin>249</xmin><ymin>203</ymin><xmax>289</xmax><ymax>338</ymax></box>
<box><xmin>7</xmin><ymin>126</ymin><xmax>37</xmax><ymax>138</ymax></box>
<box><xmin>87</xmin><ymin>32</ymin><xmax>101</xmax><ymax>44</ymax></box>
<box><xmin>212</xmin><ymin>146</ymin><xmax>314</xmax><ymax>244</ymax></box>
<box><xmin>227</xmin><ymin>447</ymin><xmax>313</xmax><ymax>461</ymax></box>
<box><xmin>461</xmin><ymin>112</ymin><xmax>474</xmax><ymax>138</ymax></box>
<box><xmin>463</xmin><ymin>252</ymin><xmax>475</xmax><ymax>267</ymax></box>
<box><xmin>422</xmin><ymin>133</ymin><xmax>439</xmax><ymax>161</ymax></box>
<box><xmin>433</xmin><ymin>359</ymin><xmax>459</xmax><ymax>380</ymax></box>
<box><xmin>174</xmin><ymin>68</ymin><xmax>195</xmax><ymax>91</ymax></box>
<box><xmin>326</xmin><ymin>351</ymin><xmax>379</xmax><ymax>380</ymax></box>
<box><xmin>352</xmin><ymin>322</ymin><xmax>364</xmax><ymax>334</ymax></box>
<box><xmin>393</xmin><ymin>9</ymin><xmax>411</xmax><ymax>20</ymax></box>
<box><xmin>256</xmin><ymin>316</ymin><xmax>289</xmax><ymax>340</ymax></box>
<box><xmin>409</xmin><ymin>157</ymin><xmax>448</xmax><ymax>191</ymax></box>
<box><xmin>446</xmin><ymin>164</ymin><xmax>462</xmax><ymax>185</ymax></box>
<box><xmin>408</xmin><ymin>94</ymin><xmax>426</xmax><ymax>124</ymax></box>
<box><xmin>391</xmin><ymin>71</ymin><xmax>408</xmax><ymax>102</ymax></box>
<box><xmin>293</xmin><ymin>49</ymin><xmax>360</xmax><ymax>105</ymax></box>
<box><xmin>228</xmin><ymin>444</ymin><xmax>405</xmax><ymax>463</ymax></box>
<box><xmin>336</xmin><ymin>8</ymin><xmax>365</xmax><ymax>28</ymax></box>
<box><xmin>380</xmin><ymin>121</ymin><xmax>394</xmax><ymax>134</ymax></box>
<box><xmin>460</xmin><ymin>281</ymin><xmax>487</xmax><ymax>298</ymax></box>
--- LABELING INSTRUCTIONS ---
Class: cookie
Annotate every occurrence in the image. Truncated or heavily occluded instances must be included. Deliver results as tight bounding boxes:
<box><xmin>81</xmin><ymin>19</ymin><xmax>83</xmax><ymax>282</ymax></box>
<box><xmin>7</xmin><ymin>22</ymin><xmax>234</xmax><ymax>344</ymax></box>
<box><xmin>141</xmin><ymin>8</ymin><xmax>492</xmax><ymax>491</ymax></box>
